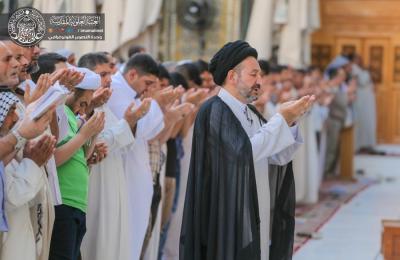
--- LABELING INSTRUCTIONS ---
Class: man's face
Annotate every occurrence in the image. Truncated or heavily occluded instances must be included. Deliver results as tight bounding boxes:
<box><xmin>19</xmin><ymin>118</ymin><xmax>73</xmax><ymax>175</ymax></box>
<box><xmin>130</xmin><ymin>70</ymin><xmax>158</xmax><ymax>96</ymax></box>
<box><xmin>7</xmin><ymin>42</ymin><xmax>29</xmax><ymax>82</ymax></box>
<box><xmin>0</xmin><ymin>42</ymin><xmax>19</xmax><ymax>86</ymax></box>
<box><xmin>106</xmin><ymin>54</ymin><xmax>118</xmax><ymax>74</ymax></box>
<box><xmin>234</xmin><ymin>57</ymin><xmax>262</xmax><ymax>103</ymax></box>
<box><xmin>24</xmin><ymin>45</ymin><xmax>40</xmax><ymax>74</ymax></box>
<box><xmin>0</xmin><ymin>105</ymin><xmax>19</xmax><ymax>136</ymax></box>
<box><xmin>200</xmin><ymin>71</ymin><xmax>215</xmax><ymax>89</ymax></box>
<box><xmin>159</xmin><ymin>77</ymin><xmax>170</xmax><ymax>89</ymax></box>
<box><xmin>93</xmin><ymin>63</ymin><xmax>113</xmax><ymax>89</ymax></box>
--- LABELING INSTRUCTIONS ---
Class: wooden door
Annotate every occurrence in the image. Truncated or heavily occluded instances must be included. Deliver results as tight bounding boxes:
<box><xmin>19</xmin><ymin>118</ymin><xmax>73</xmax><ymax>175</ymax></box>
<box><xmin>362</xmin><ymin>38</ymin><xmax>392</xmax><ymax>143</ymax></box>
<box><xmin>316</xmin><ymin>36</ymin><xmax>395</xmax><ymax>143</ymax></box>
<box><xmin>311</xmin><ymin>0</ymin><xmax>400</xmax><ymax>144</ymax></box>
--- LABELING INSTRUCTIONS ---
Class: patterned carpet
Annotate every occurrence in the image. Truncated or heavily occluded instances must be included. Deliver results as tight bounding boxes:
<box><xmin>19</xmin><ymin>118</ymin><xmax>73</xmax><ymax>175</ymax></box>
<box><xmin>293</xmin><ymin>177</ymin><xmax>377</xmax><ymax>253</ymax></box>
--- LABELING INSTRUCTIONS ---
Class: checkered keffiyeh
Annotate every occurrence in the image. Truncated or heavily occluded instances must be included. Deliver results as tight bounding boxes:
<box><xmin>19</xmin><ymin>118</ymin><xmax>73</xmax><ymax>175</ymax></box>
<box><xmin>0</xmin><ymin>92</ymin><xmax>19</xmax><ymax>127</ymax></box>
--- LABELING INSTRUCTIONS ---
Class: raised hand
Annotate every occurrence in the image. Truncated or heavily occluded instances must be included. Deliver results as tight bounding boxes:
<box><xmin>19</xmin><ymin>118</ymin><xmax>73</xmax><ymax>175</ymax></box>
<box><xmin>153</xmin><ymin>87</ymin><xmax>180</xmax><ymax>110</ymax></box>
<box><xmin>79</xmin><ymin>111</ymin><xmax>105</xmax><ymax>139</ymax></box>
<box><xmin>164</xmin><ymin>100</ymin><xmax>194</xmax><ymax>124</ymax></box>
<box><xmin>91</xmin><ymin>87</ymin><xmax>112</xmax><ymax>109</ymax></box>
<box><xmin>24</xmin><ymin>73</ymin><xmax>52</xmax><ymax>105</ymax></box>
<box><xmin>87</xmin><ymin>142</ymin><xmax>108</xmax><ymax>165</ymax></box>
<box><xmin>183</xmin><ymin>88</ymin><xmax>209</xmax><ymax>106</ymax></box>
<box><xmin>59</xmin><ymin>69</ymin><xmax>85</xmax><ymax>91</ymax></box>
<box><xmin>17</xmin><ymin>102</ymin><xmax>56</xmax><ymax>139</ymax></box>
<box><xmin>278</xmin><ymin>95</ymin><xmax>316</xmax><ymax>126</ymax></box>
<box><xmin>124</xmin><ymin>98</ymin><xmax>152</xmax><ymax>129</ymax></box>
<box><xmin>23</xmin><ymin>134</ymin><xmax>56</xmax><ymax>166</ymax></box>
<box><xmin>49</xmin><ymin>68</ymin><xmax>68</xmax><ymax>85</ymax></box>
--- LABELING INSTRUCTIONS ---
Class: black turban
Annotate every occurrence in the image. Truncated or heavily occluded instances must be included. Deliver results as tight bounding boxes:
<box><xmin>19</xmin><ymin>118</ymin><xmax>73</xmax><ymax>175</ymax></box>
<box><xmin>209</xmin><ymin>40</ymin><xmax>258</xmax><ymax>86</ymax></box>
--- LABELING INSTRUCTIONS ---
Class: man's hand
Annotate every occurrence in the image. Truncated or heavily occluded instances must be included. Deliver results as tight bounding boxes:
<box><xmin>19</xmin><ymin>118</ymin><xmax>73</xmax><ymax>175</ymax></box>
<box><xmin>79</xmin><ymin>111</ymin><xmax>105</xmax><ymax>139</ymax></box>
<box><xmin>123</xmin><ymin>98</ymin><xmax>152</xmax><ymax>129</ymax></box>
<box><xmin>87</xmin><ymin>142</ymin><xmax>108</xmax><ymax>165</ymax></box>
<box><xmin>24</xmin><ymin>73</ymin><xmax>52</xmax><ymax>105</ymax></box>
<box><xmin>49</xmin><ymin>68</ymin><xmax>68</xmax><ymax>85</ymax></box>
<box><xmin>183</xmin><ymin>88</ymin><xmax>209</xmax><ymax>106</ymax></box>
<box><xmin>90</xmin><ymin>87</ymin><xmax>112</xmax><ymax>109</ymax></box>
<box><xmin>58</xmin><ymin>69</ymin><xmax>85</xmax><ymax>91</ymax></box>
<box><xmin>23</xmin><ymin>135</ymin><xmax>56</xmax><ymax>166</ymax></box>
<box><xmin>153</xmin><ymin>87</ymin><xmax>180</xmax><ymax>110</ymax></box>
<box><xmin>164</xmin><ymin>100</ymin><xmax>194</xmax><ymax>124</ymax></box>
<box><xmin>278</xmin><ymin>95</ymin><xmax>316</xmax><ymax>126</ymax></box>
<box><xmin>17</xmin><ymin>102</ymin><xmax>56</xmax><ymax>140</ymax></box>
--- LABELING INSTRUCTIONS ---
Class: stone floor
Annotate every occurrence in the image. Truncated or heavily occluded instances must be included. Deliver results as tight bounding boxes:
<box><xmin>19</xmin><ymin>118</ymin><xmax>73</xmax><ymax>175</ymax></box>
<box><xmin>294</xmin><ymin>145</ymin><xmax>400</xmax><ymax>260</ymax></box>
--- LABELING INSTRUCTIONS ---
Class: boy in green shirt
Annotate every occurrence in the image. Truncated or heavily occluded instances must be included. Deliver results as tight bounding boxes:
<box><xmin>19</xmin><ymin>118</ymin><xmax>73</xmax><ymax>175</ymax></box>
<box><xmin>50</xmin><ymin>67</ymin><xmax>105</xmax><ymax>260</ymax></box>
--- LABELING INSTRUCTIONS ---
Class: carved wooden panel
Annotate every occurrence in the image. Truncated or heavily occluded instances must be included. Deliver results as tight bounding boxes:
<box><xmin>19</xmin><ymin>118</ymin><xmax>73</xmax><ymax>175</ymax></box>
<box><xmin>369</xmin><ymin>46</ymin><xmax>384</xmax><ymax>83</ymax></box>
<box><xmin>395</xmin><ymin>92</ymin><xmax>400</xmax><ymax>139</ymax></box>
<box><xmin>341</xmin><ymin>45</ymin><xmax>356</xmax><ymax>56</ymax></box>
<box><xmin>311</xmin><ymin>44</ymin><xmax>332</xmax><ymax>70</ymax></box>
<box><xmin>393</xmin><ymin>47</ymin><xmax>400</xmax><ymax>82</ymax></box>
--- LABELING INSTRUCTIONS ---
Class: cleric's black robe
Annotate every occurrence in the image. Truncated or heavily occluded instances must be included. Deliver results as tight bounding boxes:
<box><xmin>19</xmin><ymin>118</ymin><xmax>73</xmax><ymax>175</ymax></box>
<box><xmin>180</xmin><ymin>96</ymin><xmax>295</xmax><ymax>260</ymax></box>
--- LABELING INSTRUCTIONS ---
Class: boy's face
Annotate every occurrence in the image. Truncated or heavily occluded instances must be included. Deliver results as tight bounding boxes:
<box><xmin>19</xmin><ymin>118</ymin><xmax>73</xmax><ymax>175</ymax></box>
<box><xmin>72</xmin><ymin>90</ymin><xmax>94</xmax><ymax>116</ymax></box>
<box><xmin>0</xmin><ymin>104</ymin><xmax>19</xmax><ymax>136</ymax></box>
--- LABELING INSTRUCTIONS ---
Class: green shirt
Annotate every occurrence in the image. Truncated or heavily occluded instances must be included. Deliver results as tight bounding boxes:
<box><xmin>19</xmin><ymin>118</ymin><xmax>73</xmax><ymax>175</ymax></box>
<box><xmin>56</xmin><ymin>106</ymin><xmax>89</xmax><ymax>213</ymax></box>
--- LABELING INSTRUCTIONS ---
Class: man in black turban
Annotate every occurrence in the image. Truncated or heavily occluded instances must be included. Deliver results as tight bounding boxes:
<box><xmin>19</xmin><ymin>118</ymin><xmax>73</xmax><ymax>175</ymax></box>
<box><xmin>179</xmin><ymin>40</ymin><xmax>315</xmax><ymax>260</ymax></box>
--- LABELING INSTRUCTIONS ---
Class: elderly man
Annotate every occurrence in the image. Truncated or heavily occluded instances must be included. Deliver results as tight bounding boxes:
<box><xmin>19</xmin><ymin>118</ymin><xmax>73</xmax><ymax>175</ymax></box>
<box><xmin>180</xmin><ymin>41</ymin><xmax>314</xmax><ymax>260</ymax></box>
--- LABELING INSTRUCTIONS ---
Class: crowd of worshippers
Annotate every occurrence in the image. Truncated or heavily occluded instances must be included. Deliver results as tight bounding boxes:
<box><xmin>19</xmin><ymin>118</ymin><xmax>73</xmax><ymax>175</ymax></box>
<box><xmin>0</xmin><ymin>37</ymin><xmax>376</xmax><ymax>260</ymax></box>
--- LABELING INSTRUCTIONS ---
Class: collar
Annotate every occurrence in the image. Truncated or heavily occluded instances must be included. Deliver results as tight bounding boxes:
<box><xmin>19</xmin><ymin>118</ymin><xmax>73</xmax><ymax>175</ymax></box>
<box><xmin>112</xmin><ymin>72</ymin><xmax>138</xmax><ymax>99</ymax></box>
<box><xmin>218</xmin><ymin>88</ymin><xmax>247</xmax><ymax>112</ymax></box>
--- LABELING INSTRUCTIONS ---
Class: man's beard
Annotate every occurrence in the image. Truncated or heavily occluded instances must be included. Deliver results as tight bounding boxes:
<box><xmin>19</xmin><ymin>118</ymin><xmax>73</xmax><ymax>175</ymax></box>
<box><xmin>26</xmin><ymin>61</ymin><xmax>39</xmax><ymax>74</ymax></box>
<box><xmin>238</xmin><ymin>83</ymin><xmax>260</xmax><ymax>103</ymax></box>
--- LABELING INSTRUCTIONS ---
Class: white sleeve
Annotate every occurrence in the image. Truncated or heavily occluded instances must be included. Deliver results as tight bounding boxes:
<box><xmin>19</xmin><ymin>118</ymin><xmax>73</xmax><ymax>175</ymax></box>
<box><xmin>268</xmin><ymin>124</ymin><xmax>303</xmax><ymax>165</ymax></box>
<box><xmin>98</xmin><ymin>119</ymin><xmax>135</xmax><ymax>152</ymax></box>
<box><xmin>250</xmin><ymin>113</ymin><xmax>298</xmax><ymax>163</ymax></box>
<box><xmin>5</xmin><ymin>159</ymin><xmax>45</xmax><ymax>209</ymax></box>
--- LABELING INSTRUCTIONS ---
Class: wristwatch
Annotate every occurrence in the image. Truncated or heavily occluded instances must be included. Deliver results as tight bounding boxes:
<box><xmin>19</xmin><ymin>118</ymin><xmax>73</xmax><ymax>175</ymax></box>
<box><xmin>12</xmin><ymin>129</ymin><xmax>27</xmax><ymax>151</ymax></box>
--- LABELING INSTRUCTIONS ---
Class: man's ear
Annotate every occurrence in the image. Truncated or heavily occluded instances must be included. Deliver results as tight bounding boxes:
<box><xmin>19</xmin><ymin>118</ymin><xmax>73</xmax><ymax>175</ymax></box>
<box><xmin>128</xmin><ymin>69</ymin><xmax>138</xmax><ymax>82</ymax></box>
<box><xmin>226</xmin><ymin>70</ymin><xmax>237</xmax><ymax>84</ymax></box>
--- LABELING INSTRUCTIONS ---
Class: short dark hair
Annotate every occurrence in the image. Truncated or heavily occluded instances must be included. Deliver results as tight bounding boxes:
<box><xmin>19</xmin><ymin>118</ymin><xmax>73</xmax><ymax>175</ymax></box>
<box><xmin>158</xmin><ymin>64</ymin><xmax>170</xmax><ymax>80</ymax></box>
<box><xmin>170</xmin><ymin>72</ymin><xmax>189</xmax><ymax>90</ymax></box>
<box><xmin>128</xmin><ymin>45</ymin><xmax>145</xmax><ymax>58</ymax></box>
<box><xmin>78</xmin><ymin>52</ymin><xmax>109</xmax><ymax>70</ymax></box>
<box><xmin>258</xmin><ymin>59</ymin><xmax>270</xmax><ymax>75</ymax></box>
<box><xmin>123</xmin><ymin>53</ymin><xmax>159</xmax><ymax>77</ymax></box>
<box><xmin>195</xmin><ymin>59</ymin><xmax>209</xmax><ymax>73</ymax></box>
<box><xmin>175</xmin><ymin>62</ymin><xmax>202</xmax><ymax>86</ymax></box>
<box><xmin>31</xmin><ymin>53</ymin><xmax>67</xmax><ymax>83</ymax></box>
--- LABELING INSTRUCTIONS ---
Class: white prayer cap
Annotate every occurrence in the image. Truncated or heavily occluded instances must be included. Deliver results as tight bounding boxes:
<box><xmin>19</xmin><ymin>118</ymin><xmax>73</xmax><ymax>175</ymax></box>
<box><xmin>55</xmin><ymin>48</ymin><xmax>74</xmax><ymax>59</ymax></box>
<box><xmin>0</xmin><ymin>92</ymin><xmax>19</xmax><ymax>127</ymax></box>
<box><xmin>75</xmin><ymin>67</ymin><xmax>101</xmax><ymax>90</ymax></box>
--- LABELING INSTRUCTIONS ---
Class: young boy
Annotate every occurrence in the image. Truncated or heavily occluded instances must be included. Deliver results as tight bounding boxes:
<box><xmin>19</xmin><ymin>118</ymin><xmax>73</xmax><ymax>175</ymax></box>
<box><xmin>50</xmin><ymin>69</ymin><xmax>105</xmax><ymax>260</ymax></box>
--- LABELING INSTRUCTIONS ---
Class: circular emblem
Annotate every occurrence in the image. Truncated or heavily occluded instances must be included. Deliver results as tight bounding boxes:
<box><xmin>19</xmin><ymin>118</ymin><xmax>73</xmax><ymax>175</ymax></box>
<box><xmin>8</xmin><ymin>7</ymin><xmax>46</xmax><ymax>47</ymax></box>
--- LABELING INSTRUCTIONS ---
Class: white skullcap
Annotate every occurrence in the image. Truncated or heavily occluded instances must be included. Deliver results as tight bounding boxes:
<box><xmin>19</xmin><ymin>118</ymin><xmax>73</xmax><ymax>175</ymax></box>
<box><xmin>75</xmin><ymin>67</ymin><xmax>101</xmax><ymax>90</ymax></box>
<box><xmin>56</xmin><ymin>48</ymin><xmax>74</xmax><ymax>59</ymax></box>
